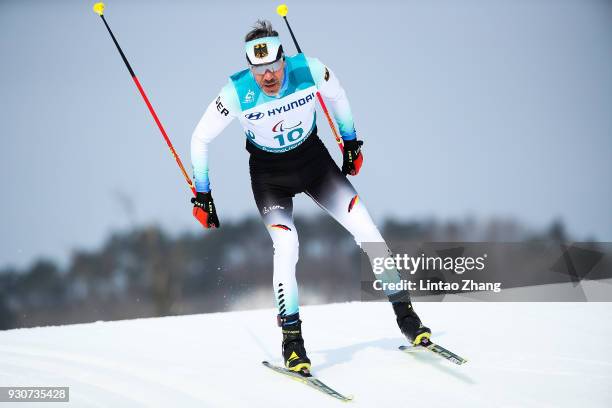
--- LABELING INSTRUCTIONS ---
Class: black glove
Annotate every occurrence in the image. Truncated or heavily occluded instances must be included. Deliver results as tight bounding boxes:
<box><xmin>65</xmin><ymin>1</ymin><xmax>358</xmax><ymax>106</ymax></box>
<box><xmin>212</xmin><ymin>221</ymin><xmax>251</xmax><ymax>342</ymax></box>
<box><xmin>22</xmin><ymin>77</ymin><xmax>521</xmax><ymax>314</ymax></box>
<box><xmin>341</xmin><ymin>139</ymin><xmax>364</xmax><ymax>176</ymax></box>
<box><xmin>191</xmin><ymin>191</ymin><xmax>220</xmax><ymax>228</ymax></box>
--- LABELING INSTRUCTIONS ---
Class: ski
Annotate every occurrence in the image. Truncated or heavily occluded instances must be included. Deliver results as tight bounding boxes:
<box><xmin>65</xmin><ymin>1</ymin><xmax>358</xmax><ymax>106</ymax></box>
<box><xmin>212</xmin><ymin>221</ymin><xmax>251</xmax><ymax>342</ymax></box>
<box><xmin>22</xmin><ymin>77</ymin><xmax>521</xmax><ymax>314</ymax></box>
<box><xmin>399</xmin><ymin>338</ymin><xmax>468</xmax><ymax>365</ymax></box>
<box><xmin>262</xmin><ymin>361</ymin><xmax>353</xmax><ymax>402</ymax></box>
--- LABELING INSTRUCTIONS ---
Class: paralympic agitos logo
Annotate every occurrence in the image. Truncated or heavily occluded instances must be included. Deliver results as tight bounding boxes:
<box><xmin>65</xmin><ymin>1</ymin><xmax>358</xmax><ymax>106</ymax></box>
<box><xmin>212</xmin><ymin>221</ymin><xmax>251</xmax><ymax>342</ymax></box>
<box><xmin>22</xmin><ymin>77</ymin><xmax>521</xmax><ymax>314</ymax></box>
<box><xmin>272</xmin><ymin>120</ymin><xmax>302</xmax><ymax>133</ymax></box>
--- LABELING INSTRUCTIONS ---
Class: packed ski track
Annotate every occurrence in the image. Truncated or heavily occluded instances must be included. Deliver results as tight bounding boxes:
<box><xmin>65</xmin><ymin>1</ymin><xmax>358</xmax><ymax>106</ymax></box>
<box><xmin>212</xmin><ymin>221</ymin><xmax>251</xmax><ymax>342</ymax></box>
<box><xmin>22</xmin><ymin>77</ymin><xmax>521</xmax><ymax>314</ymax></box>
<box><xmin>1</xmin><ymin>302</ymin><xmax>611</xmax><ymax>407</ymax></box>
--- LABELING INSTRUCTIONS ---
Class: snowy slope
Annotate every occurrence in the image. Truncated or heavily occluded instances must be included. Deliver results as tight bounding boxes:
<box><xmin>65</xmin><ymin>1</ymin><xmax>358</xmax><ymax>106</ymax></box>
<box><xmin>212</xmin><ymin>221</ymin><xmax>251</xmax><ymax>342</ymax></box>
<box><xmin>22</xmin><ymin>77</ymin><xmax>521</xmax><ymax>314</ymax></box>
<box><xmin>1</xmin><ymin>301</ymin><xmax>611</xmax><ymax>407</ymax></box>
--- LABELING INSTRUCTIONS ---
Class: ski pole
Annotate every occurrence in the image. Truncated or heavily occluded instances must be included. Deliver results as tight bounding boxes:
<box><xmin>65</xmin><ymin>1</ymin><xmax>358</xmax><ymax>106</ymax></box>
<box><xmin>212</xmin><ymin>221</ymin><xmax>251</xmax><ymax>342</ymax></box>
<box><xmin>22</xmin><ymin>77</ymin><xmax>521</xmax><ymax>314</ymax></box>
<box><xmin>276</xmin><ymin>4</ymin><xmax>345</xmax><ymax>153</ymax></box>
<box><xmin>92</xmin><ymin>2</ymin><xmax>196</xmax><ymax>196</ymax></box>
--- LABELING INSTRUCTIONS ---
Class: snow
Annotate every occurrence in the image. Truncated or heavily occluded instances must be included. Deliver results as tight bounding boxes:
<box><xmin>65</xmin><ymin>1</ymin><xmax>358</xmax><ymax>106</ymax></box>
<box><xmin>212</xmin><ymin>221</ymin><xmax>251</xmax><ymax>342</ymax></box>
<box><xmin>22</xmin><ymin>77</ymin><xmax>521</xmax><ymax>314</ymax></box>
<box><xmin>1</xmin><ymin>301</ymin><xmax>611</xmax><ymax>407</ymax></box>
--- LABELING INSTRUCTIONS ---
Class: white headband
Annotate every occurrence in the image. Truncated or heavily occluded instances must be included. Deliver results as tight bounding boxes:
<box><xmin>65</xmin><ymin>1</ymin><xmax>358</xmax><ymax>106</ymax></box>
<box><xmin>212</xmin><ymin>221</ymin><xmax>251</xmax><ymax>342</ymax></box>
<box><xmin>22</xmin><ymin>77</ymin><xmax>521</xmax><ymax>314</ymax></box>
<box><xmin>245</xmin><ymin>36</ymin><xmax>283</xmax><ymax>65</ymax></box>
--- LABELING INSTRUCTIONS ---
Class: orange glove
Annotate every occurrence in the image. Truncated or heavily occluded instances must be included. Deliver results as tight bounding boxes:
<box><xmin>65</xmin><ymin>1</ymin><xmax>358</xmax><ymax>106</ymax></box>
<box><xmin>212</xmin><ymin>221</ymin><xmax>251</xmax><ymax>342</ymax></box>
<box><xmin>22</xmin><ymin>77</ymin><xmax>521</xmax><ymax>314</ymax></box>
<box><xmin>341</xmin><ymin>139</ymin><xmax>364</xmax><ymax>176</ymax></box>
<box><xmin>191</xmin><ymin>191</ymin><xmax>220</xmax><ymax>228</ymax></box>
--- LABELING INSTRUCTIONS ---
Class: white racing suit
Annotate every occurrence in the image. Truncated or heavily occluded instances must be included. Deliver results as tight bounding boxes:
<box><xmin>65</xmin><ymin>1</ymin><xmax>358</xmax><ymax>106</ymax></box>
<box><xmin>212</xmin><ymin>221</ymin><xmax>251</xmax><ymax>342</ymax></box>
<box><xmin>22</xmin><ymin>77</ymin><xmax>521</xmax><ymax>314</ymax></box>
<box><xmin>191</xmin><ymin>54</ymin><xmax>408</xmax><ymax>322</ymax></box>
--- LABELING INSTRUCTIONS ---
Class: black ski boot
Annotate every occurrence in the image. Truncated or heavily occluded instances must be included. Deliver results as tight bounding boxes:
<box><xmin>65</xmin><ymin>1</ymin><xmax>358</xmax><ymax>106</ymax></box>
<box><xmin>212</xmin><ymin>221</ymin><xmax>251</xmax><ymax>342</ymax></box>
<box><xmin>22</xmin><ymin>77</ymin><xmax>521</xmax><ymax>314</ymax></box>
<box><xmin>393</xmin><ymin>301</ymin><xmax>431</xmax><ymax>345</ymax></box>
<box><xmin>279</xmin><ymin>315</ymin><xmax>311</xmax><ymax>373</ymax></box>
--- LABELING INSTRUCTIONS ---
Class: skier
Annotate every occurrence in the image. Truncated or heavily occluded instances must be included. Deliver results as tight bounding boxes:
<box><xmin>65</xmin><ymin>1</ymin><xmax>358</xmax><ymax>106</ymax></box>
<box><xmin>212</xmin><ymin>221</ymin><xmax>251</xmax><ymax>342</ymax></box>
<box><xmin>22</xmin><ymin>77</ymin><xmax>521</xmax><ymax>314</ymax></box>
<box><xmin>190</xmin><ymin>20</ymin><xmax>431</xmax><ymax>373</ymax></box>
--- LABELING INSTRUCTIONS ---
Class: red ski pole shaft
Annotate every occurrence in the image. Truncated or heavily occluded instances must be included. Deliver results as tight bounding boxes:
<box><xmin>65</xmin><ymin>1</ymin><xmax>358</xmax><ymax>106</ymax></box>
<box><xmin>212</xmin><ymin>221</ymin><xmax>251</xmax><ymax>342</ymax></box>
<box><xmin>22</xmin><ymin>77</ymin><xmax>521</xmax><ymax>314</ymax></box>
<box><xmin>93</xmin><ymin>2</ymin><xmax>196</xmax><ymax>196</ymax></box>
<box><xmin>316</xmin><ymin>93</ymin><xmax>344</xmax><ymax>153</ymax></box>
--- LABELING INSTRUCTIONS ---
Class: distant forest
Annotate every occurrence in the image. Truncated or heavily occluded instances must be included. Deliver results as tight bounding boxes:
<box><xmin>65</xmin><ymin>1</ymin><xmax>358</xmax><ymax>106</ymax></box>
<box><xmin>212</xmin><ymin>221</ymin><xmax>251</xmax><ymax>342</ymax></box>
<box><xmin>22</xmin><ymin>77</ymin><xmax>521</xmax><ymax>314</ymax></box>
<box><xmin>0</xmin><ymin>215</ymin><xmax>579</xmax><ymax>330</ymax></box>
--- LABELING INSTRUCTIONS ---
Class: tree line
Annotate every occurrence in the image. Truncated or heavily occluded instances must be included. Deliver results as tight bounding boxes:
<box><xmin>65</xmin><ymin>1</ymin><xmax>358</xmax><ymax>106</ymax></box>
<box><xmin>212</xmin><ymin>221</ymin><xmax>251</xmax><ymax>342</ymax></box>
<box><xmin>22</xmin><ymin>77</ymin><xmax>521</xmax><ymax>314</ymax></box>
<box><xmin>0</xmin><ymin>215</ymin><xmax>581</xmax><ymax>330</ymax></box>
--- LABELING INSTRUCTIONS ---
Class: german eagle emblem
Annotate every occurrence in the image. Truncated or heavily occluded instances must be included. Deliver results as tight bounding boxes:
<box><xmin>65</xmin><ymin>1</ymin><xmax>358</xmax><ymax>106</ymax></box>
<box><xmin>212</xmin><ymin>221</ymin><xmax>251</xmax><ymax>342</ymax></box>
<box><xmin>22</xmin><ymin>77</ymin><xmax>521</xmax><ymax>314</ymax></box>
<box><xmin>254</xmin><ymin>43</ymin><xmax>269</xmax><ymax>59</ymax></box>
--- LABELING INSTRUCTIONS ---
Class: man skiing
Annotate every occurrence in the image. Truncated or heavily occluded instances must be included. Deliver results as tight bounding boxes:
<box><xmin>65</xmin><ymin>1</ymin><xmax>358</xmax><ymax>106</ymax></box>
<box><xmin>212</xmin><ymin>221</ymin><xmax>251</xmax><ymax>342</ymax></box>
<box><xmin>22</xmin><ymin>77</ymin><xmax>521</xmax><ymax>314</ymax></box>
<box><xmin>190</xmin><ymin>20</ymin><xmax>431</xmax><ymax>373</ymax></box>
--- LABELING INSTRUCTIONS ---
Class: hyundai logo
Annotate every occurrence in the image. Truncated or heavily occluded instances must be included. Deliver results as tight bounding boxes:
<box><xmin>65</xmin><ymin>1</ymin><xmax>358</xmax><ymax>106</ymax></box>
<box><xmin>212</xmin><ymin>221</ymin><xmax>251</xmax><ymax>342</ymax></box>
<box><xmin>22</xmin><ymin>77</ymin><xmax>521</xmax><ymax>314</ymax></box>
<box><xmin>245</xmin><ymin>112</ymin><xmax>264</xmax><ymax>120</ymax></box>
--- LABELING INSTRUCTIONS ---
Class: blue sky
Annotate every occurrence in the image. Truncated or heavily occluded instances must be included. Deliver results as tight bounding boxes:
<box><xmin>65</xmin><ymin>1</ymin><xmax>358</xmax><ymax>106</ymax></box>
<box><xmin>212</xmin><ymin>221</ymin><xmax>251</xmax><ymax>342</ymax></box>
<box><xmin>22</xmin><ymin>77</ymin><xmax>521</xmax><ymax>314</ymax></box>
<box><xmin>1</xmin><ymin>0</ymin><xmax>611</xmax><ymax>268</ymax></box>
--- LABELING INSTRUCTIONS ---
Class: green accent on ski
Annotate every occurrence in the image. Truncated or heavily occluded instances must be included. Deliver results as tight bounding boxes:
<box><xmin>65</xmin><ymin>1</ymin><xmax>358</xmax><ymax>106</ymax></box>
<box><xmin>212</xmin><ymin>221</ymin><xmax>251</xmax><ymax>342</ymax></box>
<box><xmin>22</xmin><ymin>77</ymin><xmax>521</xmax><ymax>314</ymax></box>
<box><xmin>399</xmin><ymin>340</ymin><xmax>468</xmax><ymax>365</ymax></box>
<box><xmin>262</xmin><ymin>361</ymin><xmax>353</xmax><ymax>402</ymax></box>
